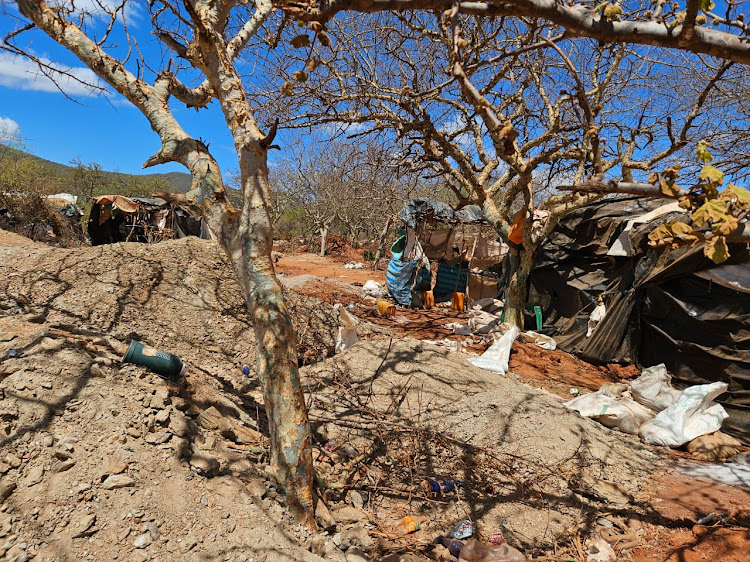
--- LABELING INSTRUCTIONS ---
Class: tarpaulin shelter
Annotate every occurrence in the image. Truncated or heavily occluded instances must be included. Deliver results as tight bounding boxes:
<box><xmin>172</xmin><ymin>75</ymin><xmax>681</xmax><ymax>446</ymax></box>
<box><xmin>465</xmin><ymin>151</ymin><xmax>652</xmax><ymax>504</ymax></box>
<box><xmin>386</xmin><ymin>199</ymin><xmax>508</xmax><ymax>305</ymax></box>
<box><xmin>88</xmin><ymin>194</ymin><xmax>212</xmax><ymax>246</ymax></box>
<box><xmin>527</xmin><ymin>195</ymin><xmax>749</xmax><ymax>436</ymax></box>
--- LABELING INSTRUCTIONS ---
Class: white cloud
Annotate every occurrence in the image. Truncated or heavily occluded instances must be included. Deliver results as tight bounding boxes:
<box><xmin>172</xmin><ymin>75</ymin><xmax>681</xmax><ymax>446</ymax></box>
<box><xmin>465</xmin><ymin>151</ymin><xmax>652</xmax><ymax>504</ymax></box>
<box><xmin>0</xmin><ymin>116</ymin><xmax>20</xmax><ymax>142</ymax></box>
<box><xmin>0</xmin><ymin>52</ymin><xmax>105</xmax><ymax>96</ymax></box>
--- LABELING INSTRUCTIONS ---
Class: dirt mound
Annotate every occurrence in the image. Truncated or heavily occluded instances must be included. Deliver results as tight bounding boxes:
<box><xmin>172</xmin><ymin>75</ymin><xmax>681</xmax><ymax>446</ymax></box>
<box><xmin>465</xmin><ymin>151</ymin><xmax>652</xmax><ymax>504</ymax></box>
<box><xmin>303</xmin><ymin>339</ymin><xmax>668</xmax><ymax>550</ymax></box>
<box><xmin>0</xmin><ymin>228</ymin><xmax>39</xmax><ymax>248</ymax></box>
<box><xmin>0</xmin><ymin>236</ymin><xmax>338</xmax><ymax>366</ymax></box>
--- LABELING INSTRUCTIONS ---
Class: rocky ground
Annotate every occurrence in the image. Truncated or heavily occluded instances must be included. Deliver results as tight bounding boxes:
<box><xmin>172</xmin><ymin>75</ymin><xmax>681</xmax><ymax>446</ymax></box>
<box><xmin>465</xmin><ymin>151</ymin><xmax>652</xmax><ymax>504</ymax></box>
<box><xmin>0</xmin><ymin>230</ymin><xmax>748</xmax><ymax>562</ymax></box>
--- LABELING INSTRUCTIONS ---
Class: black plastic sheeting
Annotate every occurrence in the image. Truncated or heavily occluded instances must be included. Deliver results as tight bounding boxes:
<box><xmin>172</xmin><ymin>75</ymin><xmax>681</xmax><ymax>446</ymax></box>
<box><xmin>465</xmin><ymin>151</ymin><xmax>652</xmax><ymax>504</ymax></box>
<box><xmin>527</xmin><ymin>196</ymin><xmax>750</xmax><ymax>437</ymax></box>
<box><xmin>398</xmin><ymin>198</ymin><xmax>485</xmax><ymax>230</ymax></box>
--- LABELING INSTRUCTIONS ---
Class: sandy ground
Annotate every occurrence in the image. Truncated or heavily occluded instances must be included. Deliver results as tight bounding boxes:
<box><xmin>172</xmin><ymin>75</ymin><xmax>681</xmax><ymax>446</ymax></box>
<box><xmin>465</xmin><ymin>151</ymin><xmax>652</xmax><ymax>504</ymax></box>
<box><xmin>0</xmin><ymin>230</ymin><xmax>748</xmax><ymax>562</ymax></box>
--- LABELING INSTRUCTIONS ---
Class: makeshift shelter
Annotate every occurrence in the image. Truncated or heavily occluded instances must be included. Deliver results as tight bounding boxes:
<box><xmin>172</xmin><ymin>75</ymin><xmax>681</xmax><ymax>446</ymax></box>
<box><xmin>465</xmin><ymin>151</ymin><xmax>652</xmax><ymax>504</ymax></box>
<box><xmin>88</xmin><ymin>194</ymin><xmax>212</xmax><ymax>245</ymax></box>
<box><xmin>386</xmin><ymin>198</ymin><xmax>507</xmax><ymax>305</ymax></box>
<box><xmin>528</xmin><ymin>195</ymin><xmax>749</xmax><ymax>433</ymax></box>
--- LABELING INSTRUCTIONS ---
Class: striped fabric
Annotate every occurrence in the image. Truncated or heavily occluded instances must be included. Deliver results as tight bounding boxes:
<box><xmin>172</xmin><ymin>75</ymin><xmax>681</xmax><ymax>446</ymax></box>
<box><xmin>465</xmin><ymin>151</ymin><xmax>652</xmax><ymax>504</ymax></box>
<box><xmin>434</xmin><ymin>262</ymin><xmax>469</xmax><ymax>300</ymax></box>
<box><xmin>386</xmin><ymin>258</ymin><xmax>431</xmax><ymax>306</ymax></box>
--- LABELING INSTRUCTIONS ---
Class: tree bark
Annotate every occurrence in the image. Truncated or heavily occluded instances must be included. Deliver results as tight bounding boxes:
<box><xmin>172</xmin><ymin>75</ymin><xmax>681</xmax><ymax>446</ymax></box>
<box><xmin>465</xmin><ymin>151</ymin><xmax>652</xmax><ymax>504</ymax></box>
<box><xmin>503</xmin><ymin>247</ymin><xmax>534</xmax><ymax>328</ymax></box>
<box><xmin>319</xmin><ymin>224</ymin><xmax>329</xmax><ymax>257</ymax></box>
<box><xmin>15</xmin><ymin>0</ymin><xmax>316</xmax><ymax>528</ymax></box>
<box><xmin>373</xmin><ymin>214</ymin><xmax>394</xmax><ymax>269</ymax></box>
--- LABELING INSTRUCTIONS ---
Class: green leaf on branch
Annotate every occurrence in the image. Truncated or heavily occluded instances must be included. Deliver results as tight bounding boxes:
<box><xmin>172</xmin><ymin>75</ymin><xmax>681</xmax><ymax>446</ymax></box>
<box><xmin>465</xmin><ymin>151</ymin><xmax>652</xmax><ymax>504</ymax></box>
<box><xmin>699</xmin><ymin>0</ymin><xmax>715</xmax><ymax>12</ymax></box>
<box><xmin>692</xmin><ymin>199</ymin><xmax>727</xmax><ymax>227</ymax></box>
<box><xmin>603</xmin><ymin>3</ymin><xmax>623</xmax><ymax>19</ymax></box>
<box><xmin>704</xmin><ymin>236</ymin><xmax>730</xmax><ymax>264</ymax></box>
<box><xmin>696</xmin><ymin>141</ymin><xmax>713</xmax><ymax>163</ymax></box>
<box><xmin>699</xmin><ymin>165</ymin><xmax>724</xmax><ymax>185</ymax></box>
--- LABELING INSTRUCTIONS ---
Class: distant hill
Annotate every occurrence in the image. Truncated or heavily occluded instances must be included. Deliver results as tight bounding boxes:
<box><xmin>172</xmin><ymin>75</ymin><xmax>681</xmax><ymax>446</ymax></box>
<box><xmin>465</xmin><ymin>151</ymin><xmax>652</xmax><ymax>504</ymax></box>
<box><xmin>0</xmin><ymin>145</ymin><xmax>193</xmax><ymax>193</ymax></box>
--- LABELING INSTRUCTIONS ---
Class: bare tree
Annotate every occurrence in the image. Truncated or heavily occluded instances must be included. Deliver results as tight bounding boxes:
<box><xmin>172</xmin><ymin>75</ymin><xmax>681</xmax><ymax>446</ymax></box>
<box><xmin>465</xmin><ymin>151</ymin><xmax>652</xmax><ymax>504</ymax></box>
<box><xmin>257</xmin><ymin>13</ymin><xmax>729</xmax><ymax>325</ymax></box>
<box><xmin>6</xmin><ymin>0</ymin><xmax>317</xmax><ymax>525</ymax></box>
<box><xmin>5</xmin><ymin>0</ymin><xmax>748</xmax><ymax>525</ymax></box>
<box><xmin>282</xmin><ymin>0</ymin><xmax>750</xmax><ymax>64</ymax></box>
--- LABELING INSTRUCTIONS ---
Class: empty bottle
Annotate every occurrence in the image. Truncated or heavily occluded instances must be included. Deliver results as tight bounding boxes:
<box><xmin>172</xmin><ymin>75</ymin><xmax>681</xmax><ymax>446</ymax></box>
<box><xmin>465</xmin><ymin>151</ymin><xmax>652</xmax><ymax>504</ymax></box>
<box><xmin>394</xmin><ymin>515</ymin><xmax>428</xmax><ymax>536</ymax></box>
<box><xmin>458</xmin><ymin>538</ymin><xmax>526</xmax><ymax>561</ymax></box>
<box><xmin>422</xmin><ymin>479</ymin><xmax>463</xmax><ymax>495</ymax></box>
<box><xmin>439</xmin><ymin>536</ymin><xmax>464</xmax><ymax>557</ymax></box>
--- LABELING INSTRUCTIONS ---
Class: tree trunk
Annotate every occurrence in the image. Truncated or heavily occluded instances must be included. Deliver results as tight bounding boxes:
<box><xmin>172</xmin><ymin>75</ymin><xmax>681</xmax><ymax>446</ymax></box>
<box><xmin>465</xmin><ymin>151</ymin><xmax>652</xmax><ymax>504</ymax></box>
<box><xmin>503</xmin><ymin>247</ymin><xmax>534</xmax><ymax>328</ymax></box>
<box><xmin>319</xmin><ymin>225</ymin><xmax>329</xmax><ymax>257</ymax></box>
<box><xmin>372</xmin><ymin>215</ymin><xmax>394</xmax><ymax>269</ymax></box>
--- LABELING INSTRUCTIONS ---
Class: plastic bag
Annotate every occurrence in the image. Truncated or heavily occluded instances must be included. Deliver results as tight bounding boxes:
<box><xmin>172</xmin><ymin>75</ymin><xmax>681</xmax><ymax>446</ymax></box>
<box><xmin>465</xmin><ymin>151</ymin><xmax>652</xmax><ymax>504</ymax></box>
<box><xmin>362</xmin><ymin>280</ymin><xmax>386</xmax><ymax>298</ymax></box>
<box><xmin>333</xmin><ymin>304</ymin><xmax>359</xmax><ymax>354</ymax></box>
<box><xmin>517</xmin><ymin>330</ymin><xmax>557</xmax><ymax>351</ymax></box>
<box><xmin>630</xmin><ymin>364</ymin><xmax>682</xmax><ymax>412</ymax></box>
<box><xmin>468</xmin><ymin>326</ymin><xmax>519</xmax><ymax>375</ymax></box>
<box><xmin>564</xmin><ymin>391</ymin><xmax>654</xmax><ymax>435</ymax></box>
<box><xmin>587</xmin><ymin>301</ymin><xmax>606</xmax><ymax>337</ymax></box>
<box><xmin>639</xmin><ymin>382</ymin><xmax>729</xmax><ymax>447</ymax></box>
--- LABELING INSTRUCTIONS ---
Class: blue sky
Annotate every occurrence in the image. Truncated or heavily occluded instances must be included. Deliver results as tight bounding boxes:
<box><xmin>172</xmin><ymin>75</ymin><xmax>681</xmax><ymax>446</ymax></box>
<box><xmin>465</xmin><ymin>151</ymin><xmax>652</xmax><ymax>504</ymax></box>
<box><xmin>0</xmin><ymin>1</ymin><xmax>250</xmax><ymax>176</ymax></box>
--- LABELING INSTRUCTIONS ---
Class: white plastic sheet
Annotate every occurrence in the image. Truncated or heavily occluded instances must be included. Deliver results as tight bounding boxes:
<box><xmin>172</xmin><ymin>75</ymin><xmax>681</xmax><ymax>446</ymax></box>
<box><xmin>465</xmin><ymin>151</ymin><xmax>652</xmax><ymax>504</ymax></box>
<box><xmin>639</xmin><ymin>382</ymin><xmax>729</xmax><ymax>447</ymax></box>
<box><xmin>587</xmin><ymin>302</ymin><xmax>607</xmax><ymax>337</ymax></box>
<box><xmin>468</xmin><ymin>326</ymin><xmax>520</xmax><ymax>375</ymax></box>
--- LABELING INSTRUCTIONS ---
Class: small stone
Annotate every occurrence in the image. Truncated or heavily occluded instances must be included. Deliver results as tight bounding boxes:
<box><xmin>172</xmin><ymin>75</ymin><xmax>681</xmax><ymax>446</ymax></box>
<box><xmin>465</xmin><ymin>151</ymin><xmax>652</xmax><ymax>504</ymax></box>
<box><xmin>53</xmin><ymin>450</ymin><xmax>72</xmax><ymax>460</ymax></box>
<box><xmin>0</xmin><ymin>480</ymin><xmax>16</xmax><ymax>503</ymax></box>
<box><xmin>144</xmin><ymin>431</ymin><xmax>171</xmax><ymax>445</ymax></box>
<box><xmin>331</xmin><ymin>506</ymin><xmax>369</xmax><ymax>524</ymax></box>
<box><xmin>245</xmin><ymin>478</ymin><xmax>267</xmax><ymax>499</ymax></box>
<box><xmin>53</xmin><ymin>460</ymin><xmax>76</xmax><ymax>473</ymax></box>
<box><xmin>180</xmin><ymin>539</ymin><xmax>197</xmax><ymax>553</ymax></box>
<box><xmin>189</xmin><ymin>453</ymin><xmax>219</xmax><ymax>475</ymax></box>
<box><xmin>198</xmin><ymin>406</ymin><xmax>226</xmax><ymax>431</ymax></box>
<box><xmin>133</xmin><ymin>532</ymin><xmax>152</xmax><ymax>549</ymax></box>
<box><xmin>40</xmin><ymin>380</ymin><xmax>53</xmax><ymax>389</ymax></box>
<box><xmin>341</xmin><ymin>526</ymin><xmax>375</xmax><ymax>551</ymax></box>
<box><xmin>24</xmin><ymin>466</ymin><xmax>44</xmax><ymax>487</ymax></box>
<box><xmin>221</xmin><ymin>512</ymin><xmax>230</xmax><ymax>520</ymax></box>
<box><xmin>345</xmin><ymin>546</ymin><xmax>369</xmax><ymax>562</ymax></box>
<box><xmin>346</xmin><ymin>490</ymin><xmax>364</xmax><ymax>510</ymax></box>
<box><xmin>154</xmin><ymin>409</ymin><xmax>170</xmax><ymax>425</ymax></box>
<box><xmin>4</xmin><ymin>455</ymin><xmax>21</xmax><ymax>469</ymax></box>
<box><xmin>71</xmin><ymin>514</ymin><xmax>97</xmax><ymax>538</ymax></box>
<box><xmin>89</xmin><ymin>365</ymin><xmax>107</xmax><ymax>379</ymax></box>
<box><xmin>101</xmin><ymin>474</ymin><xmax>136</xmax><ymax>490</ymax></box>
<box><xmin>0</xmin><ymin>463</ymin><xmax>10</xmax><ymax>475</ymax></box>
<box><xmin>41</xmin><ymin>435</ymin><xmax>54</xmax><ymax>447</ymax></box>
<box><xmin>146</xmin><ymin>522</ymin><xmax>160</xmax><ymax>540</ymax></box>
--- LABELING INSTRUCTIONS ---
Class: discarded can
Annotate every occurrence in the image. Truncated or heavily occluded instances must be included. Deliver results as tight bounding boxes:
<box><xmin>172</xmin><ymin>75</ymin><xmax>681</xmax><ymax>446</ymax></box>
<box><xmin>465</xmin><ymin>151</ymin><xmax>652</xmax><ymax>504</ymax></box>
<box><xmin>242</xmin><ymin>364</ymin><xmax>250</xmax><ymax>376</ymax></box>
<box><xmin>7</xmin><ymin>349</ymin><xmax>18</xmax><ymax>358</ymax></box>
<box><xmin>439</xmin><ymin>536</ymin><xmax>464</xmax><ymax>557</ymax></box>
<box><xmin>122</xmin><ymin>340</ymin><xmax>186</xmax><ymax>380</ymax></box>
<box><xmin>488</xmin><ymin>531</ymin><xmax>506</xmax><ymax>545</ymax></box>
<box><xmin>449</xmin><ymin>519</ymin><xmax>474</xmax><ymax>539</ymax></box>
<box><xmin>422</xmin><ymin>479</ymin><xmax>463</xmax><ymax>495</ymax></box>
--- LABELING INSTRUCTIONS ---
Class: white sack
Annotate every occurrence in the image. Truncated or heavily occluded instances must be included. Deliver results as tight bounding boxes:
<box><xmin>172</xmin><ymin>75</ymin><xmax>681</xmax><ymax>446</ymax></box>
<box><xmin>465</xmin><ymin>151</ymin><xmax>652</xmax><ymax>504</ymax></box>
<box><xmin>468</xmin><ymin>326</ymin><xmax>519</xmax><ymax>375</ymax></box>
<box><xmin>564</xmin><ymin>391</ymin><xmax>654</xmax><ymax>435</ymax></box>
<box><xmin>639</xmin><ymin>382</ymin><xmax>729</xmax><ymax>447</ymax></box>
<box><xmin>517</xmin><ymin>330</ymin><xmax>557</xmax><ymax>351</ymax></box>
<box><xmin>586</xmin><ymin>302</ymin><xmax>607</xmax><ymax>337</ymax></box>
<box><xmin>362</xmin><ymin>280</ymin><xmax>387</xmax><ymax>298</ymax></box>
<box><xmin>630</xmin><ymin>363</ymin><xmax>682</xmax><ymax>412</ymax></box>
<box><xmin>333</xmin><ymin>303</ymin><xmax>359</xmax><ymax>354</ymax></box>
